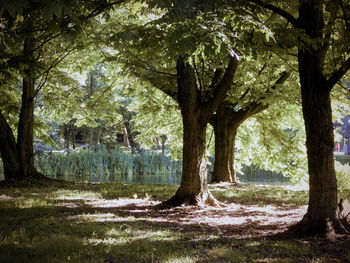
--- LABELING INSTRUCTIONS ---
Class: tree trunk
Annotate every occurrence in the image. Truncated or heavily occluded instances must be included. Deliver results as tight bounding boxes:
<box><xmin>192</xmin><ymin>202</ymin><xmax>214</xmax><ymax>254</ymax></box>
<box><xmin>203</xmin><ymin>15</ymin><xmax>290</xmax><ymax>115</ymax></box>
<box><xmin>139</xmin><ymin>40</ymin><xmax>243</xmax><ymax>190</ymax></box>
<box><xmin>123</xmin><ymin>125</ymin><xmax>130</xmax><ymax>147</ymax></box>
<box><xmin>124</xmin><ymin>120</ymin><xmax>142</xmax><ymax>154</ymax></box>
<box><xmin>292</xmin><ymin>52</ymin><xmax>339</xmax><ymax>235</ymax></box>
<box><xmin>63</xmin><ymin>124</ymin><xmax>70</xmax><ymax>150</ymax></box>
<box><xmin>170</xmin><ymin>114</ymin><xmax>217</xmax><ymax>205</ymax></box>
<box><xmin>0</xmin><ymin>111</ymin><xmax>21</xmax><ymax>179</ymax></box>
<box><xmin>89</xmin><ymin>128</ymin><xmax>94</xmax><ymax>148</ymax></box>
<box><xmin>72</xmin><ymin>126</ymin><xmax>76</xmax><ymax>149</ymax></box>
<box><xmin>211</xmin><ymin>103</ymin><xmax>238</xmax><ymax>182</ymax></box>
<box><xmin>212</xmin><ymin>120</ymin><xmax>237</xmax><ymax>183</ymax></box>
<box><xmin>163</xmin><ymin>55</ymin><xmax>238</xmax><ymax>207</ymax></box>
<box><xmin>290</xmin><ymin>0</ymin><xmax>344</xmax><ymax>235</ymax></box>
<box><xmin>298</xmin><ymin>83</ymin><xmax>338</xmax><ymax>234</ymax></box>
<box><xmin>16</xmin><ymin>33</ymin><xmax>36</xmax><ymax>178</ymax></box>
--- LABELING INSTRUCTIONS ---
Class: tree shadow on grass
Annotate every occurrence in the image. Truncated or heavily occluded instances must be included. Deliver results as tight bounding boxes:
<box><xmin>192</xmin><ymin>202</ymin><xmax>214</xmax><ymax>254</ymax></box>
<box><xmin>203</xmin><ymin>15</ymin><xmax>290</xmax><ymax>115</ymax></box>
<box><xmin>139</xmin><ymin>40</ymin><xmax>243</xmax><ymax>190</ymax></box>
<box><xmin>0</xmin><ymin>185</ymin><xmax>349</xmax><ymax>263</ymax></box>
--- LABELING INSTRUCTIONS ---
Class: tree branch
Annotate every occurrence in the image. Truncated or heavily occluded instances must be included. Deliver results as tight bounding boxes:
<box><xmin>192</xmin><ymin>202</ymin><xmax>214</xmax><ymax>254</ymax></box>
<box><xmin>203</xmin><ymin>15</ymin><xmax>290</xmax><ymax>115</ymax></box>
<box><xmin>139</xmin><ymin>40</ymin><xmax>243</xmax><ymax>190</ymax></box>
<box><xmin>133</xmin><ymin>63</ymin><xmax>176</xmax><ymax>77</ymax></box>
<box><xmin>326</xmin><ymin>57</ymin><xmax>350</xmax><ymax>92</ymax></box>
<box><xmin>247</xmin><ymin>0</ymin><xmax>298</xmax><ymax>28</ymax></box>
<box><xmin>340</xmin><ymin>0</ymin><xmax>350</xmax><ymax>32</ymax></box>
<box><xmin>34</xmin><ymin>45</ymin><xmax>78</xmax><ymax>97</ymax></box>
<box><xmin>246</xmin><ymin>71</ymin><xmax>290</xmax><ymax>115</ymax></box>
<box><xmin>203</xmin><ymin>55</ymin><xmax>239</xmax><ymax>120</ymax></box>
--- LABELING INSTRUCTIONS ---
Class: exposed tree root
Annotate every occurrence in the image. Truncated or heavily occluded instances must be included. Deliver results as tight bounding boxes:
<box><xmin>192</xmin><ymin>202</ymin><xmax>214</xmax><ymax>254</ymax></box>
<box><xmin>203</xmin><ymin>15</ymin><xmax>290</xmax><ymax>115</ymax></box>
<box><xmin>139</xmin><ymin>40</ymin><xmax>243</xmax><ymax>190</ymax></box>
<box><xmin>158</xmin><ymin>190</ymin><xmax>225</xmax><ymax>209</ymax></box>
<box><xmin>287</xmin><ymin>201</ymin><xmax>350</xmax><ymax>238</ymax></box>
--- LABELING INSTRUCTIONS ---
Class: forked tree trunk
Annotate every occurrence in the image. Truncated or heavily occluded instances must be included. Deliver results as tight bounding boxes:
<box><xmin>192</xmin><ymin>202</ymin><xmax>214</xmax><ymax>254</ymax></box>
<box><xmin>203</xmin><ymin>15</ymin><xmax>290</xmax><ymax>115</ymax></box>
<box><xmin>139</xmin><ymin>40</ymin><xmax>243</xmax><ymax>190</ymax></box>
<box><xmin>164</xmin><ymin>55</ymin><xmax>238</xmax><ymax>207</ymax></box>
<box><xmin>210</xmin><ymin>71</ymin><xmax>289</xmax><ymax>183</ymax></box>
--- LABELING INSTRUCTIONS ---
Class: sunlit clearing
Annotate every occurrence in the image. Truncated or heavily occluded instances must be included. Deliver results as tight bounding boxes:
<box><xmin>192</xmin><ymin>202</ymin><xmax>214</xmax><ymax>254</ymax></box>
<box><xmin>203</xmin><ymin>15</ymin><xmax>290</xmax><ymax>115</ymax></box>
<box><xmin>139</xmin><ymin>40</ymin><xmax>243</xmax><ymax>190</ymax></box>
<box><xmin>0</xmin><ymin>194</ymin><xmax>16</xmax><ymax>200</ymax></box>
<box><xmin>67</xmin><ymin>213</ymin><xmax>132</xmax><ymax>223</ymax></box>
<box><xmin>87</xmin><ymin>228</ymin><xmax>178</xmax><ymax>246</ymax></box>
<box><xmin>163</xmin><ymin>256</ymin><xmax>196</xmax><ymax>263</ymax></box>
<box><xmin>53</xmin><ymin>189</ymin><xmax>102</xmax><ymax>201</ymax></box>
<box><xmin>86</xmin><ymin>197</ymin><xmax>159</xmax><ymax>208</ymax></box>
<box><xmin>188</xmin><ymin>204</ymin><xmax>306</xmax><ymax>229</ymax></box>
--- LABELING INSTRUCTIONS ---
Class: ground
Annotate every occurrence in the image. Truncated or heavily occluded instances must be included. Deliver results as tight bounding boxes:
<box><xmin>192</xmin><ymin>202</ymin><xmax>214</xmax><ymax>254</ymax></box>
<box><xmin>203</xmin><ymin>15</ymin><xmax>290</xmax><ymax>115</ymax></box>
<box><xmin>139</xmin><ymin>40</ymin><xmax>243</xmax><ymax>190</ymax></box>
<box><xmin>0</xmin><ymin>181</ymin><xmax>349</xmax><ymax>263</ymax></box>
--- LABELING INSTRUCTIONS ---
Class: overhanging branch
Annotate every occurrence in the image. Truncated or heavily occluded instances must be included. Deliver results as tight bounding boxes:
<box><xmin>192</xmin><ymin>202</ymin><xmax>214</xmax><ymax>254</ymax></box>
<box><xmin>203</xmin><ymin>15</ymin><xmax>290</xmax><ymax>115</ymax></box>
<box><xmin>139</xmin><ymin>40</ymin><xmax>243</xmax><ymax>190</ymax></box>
<box><xmin>247</xmin><ymin>0</ymin><xmax>298</xmax><ymax>28</ymax></box>
<box><xmin>326</xmin><ymin>57</ymin><xmax>350</xmax><ymax>92</ymax></box>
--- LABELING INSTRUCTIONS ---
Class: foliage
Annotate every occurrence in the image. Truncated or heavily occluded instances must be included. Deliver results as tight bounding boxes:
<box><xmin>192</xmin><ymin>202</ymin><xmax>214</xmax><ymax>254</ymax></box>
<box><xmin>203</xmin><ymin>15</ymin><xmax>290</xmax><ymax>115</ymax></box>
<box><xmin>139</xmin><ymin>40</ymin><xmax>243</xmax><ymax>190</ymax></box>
<box><xmin>335</xmin><ymin>161</ymin><xmax>350</xmax><ymax>192</ymax></box>
<box><xmin>34</xmin><ymin>147</ymin><xmax>182</xmax><ymax>178</ymax></box>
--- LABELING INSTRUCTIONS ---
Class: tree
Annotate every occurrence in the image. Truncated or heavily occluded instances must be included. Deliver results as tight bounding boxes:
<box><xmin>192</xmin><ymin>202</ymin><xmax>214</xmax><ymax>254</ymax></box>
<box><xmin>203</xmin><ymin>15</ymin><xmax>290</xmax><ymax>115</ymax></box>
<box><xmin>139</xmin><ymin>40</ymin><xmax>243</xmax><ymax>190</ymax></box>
<box><xmin>209</xmin><ymin>52</ymin><xmax>296</xmax><ymax>183</ymax></box>
<box><xmin>0</xmin><ymin>0</ymin><xmax>125</xmax><ymax>181</ymax></box>
<box><xmin>166</xmin><ymin>55</ymin><xmax>238</xmax><ymax>206</ymax></box>
<box><xmin>247</xmin><ymin>0</ymin><xmax>350</xmax><ymax>235</ymax></box>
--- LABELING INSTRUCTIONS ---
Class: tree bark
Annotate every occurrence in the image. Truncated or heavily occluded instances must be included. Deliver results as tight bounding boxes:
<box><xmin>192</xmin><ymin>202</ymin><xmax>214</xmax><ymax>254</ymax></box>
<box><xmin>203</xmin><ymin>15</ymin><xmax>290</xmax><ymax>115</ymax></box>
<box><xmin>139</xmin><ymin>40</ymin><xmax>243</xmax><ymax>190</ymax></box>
<box><xmin>164</xmin><ymin>55</ymin><xmax>238</xmax><ymax>207</ymax></box>
<box><xmin>0</xmin><ymin>111</ymin><xmax>21</xmax><ymax>179</ymax></box>
<box><xmin>290</xmin><ymin>0</ymin><xmax>349</xmax><ymax>235</ymax></box>
<box><xmin>63</xmin><ymin>124</ymin><xmax>71</xmax><ymax>150</ymax></box>
<box><xmin>16</xmin><ymin>30</ymin><xmax>36</xmax><ymax>178</ymax></box>
<box><xmin>210</xmin><ymin>70</ymin><xmax>289</xmax><ymax>183</ymax></box>
<box><xmin>247</xmin><ymin>0</ymin><xmax>350</xmax><ymax>236</ymax></box>
<box><xmin>89</xmin><ymin>128</ymin><xmax>94</xmax><ymax>148</ymax></box>
<box><xmin>212</xmin><ymin>124</ymin><xmax>237</xmax><ymax>183</ymax></box>
<box><xmin>123</xmin><ymin>124</ymin><xmax>130</xmax><ymax>147</ymax></box>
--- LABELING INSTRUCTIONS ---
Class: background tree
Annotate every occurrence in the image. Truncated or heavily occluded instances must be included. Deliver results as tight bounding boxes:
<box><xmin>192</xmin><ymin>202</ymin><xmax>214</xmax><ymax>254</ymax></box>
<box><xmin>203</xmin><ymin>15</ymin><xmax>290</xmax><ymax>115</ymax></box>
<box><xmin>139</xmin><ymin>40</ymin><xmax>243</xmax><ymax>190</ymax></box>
<box><xmin>0</xmin><ymin>0</ymin><xmax>126</xmax><ymax>180</ymax></box>
<box><xmin>209</xmin><ymin>52</ymin><xmax>301</xmax><ymax>183</ymax></box>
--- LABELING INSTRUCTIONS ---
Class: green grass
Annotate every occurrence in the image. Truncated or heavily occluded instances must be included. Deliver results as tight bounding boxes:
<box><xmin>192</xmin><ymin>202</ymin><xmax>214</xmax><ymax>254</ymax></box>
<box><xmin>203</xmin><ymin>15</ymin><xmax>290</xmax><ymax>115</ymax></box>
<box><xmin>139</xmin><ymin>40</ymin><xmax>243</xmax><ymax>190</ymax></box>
<box><xmin>0</xmin><ymin>182</ymin><xmax>349</xmax><ymax>263</ymax></box>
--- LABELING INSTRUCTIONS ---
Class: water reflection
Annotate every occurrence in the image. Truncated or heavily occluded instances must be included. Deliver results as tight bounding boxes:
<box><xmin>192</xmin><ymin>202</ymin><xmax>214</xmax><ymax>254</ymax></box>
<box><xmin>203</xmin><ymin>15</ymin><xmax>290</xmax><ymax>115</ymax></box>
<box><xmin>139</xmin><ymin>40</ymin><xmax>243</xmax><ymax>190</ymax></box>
<box><xmin>47</xmin><ymin>171</ymin><xmax>291</xmax><ymax>186</ymax></box>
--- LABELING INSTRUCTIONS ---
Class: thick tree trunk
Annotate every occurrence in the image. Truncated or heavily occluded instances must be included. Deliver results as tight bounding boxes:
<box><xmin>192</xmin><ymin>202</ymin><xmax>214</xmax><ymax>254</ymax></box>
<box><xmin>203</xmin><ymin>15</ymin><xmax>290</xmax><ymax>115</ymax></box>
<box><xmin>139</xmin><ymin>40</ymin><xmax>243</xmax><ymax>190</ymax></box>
<box><xmin>211</xmin><ymin>123</ymin><xmax>237</xmax><ymax>183</ymax></box>
<box><xmin>210</xmin><ymin>102</ymin><xmax>244</xmax><ymax>183</ymax></box>
<box><xmin>298</xmin><ymin>84</ymin><xmax>338</xmax><ymax>234</ymax></box>
<box><xmin>290</xmin><ymin>0</ymin><xmax>346</xmax><ymax>235</ymax></box>
<box><xmin>163</xmin><ymin>55</ymin><xmax>238</xmax><ymax>207</ymax></box>
<box><xmin>16</xmin><ymin>34</ymin><xmax>36</xmax><ymax>178</ymax></box>
<box><xmin>292</xmin><ymin>52</ymin><xmax>339</xmax><ymax>235</ymax></box>
<box><xmin>0</xmin><ymin>111</ymin><xmax>21</xmax><ymax>179</ymax></box>
<box><xmin>171</xmin><ymin>116</ymin><xmax>215</xmax><ymax>205</ymax></box>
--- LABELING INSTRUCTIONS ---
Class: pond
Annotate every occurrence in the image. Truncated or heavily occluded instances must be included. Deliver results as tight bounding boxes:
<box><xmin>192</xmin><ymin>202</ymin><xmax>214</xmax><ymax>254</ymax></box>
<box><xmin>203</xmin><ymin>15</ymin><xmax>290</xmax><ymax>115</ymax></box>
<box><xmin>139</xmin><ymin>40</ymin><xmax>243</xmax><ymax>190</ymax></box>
<box><xmin>45</xmin><ymin>171</ymin><xmax>292</xmax><ymax>186</ymax></box>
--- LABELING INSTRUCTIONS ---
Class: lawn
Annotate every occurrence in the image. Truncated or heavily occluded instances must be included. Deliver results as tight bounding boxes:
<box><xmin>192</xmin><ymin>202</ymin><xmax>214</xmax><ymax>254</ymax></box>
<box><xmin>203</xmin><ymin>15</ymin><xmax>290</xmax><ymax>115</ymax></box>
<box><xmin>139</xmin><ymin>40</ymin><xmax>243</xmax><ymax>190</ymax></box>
<box><xmin>0</xmin><ymin>181</ymin><xmax>349</xmax><ymax>263</ymax></box>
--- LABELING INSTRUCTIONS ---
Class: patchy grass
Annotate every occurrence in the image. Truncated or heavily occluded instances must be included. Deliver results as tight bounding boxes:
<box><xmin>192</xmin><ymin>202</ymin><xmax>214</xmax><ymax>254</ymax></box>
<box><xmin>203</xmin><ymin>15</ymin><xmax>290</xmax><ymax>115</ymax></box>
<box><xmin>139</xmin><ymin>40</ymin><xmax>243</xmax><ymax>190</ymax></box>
<box><xmin>0</xmin><ymin>181</ymin><xmax>349</xmax><ymax>263</ymax></box>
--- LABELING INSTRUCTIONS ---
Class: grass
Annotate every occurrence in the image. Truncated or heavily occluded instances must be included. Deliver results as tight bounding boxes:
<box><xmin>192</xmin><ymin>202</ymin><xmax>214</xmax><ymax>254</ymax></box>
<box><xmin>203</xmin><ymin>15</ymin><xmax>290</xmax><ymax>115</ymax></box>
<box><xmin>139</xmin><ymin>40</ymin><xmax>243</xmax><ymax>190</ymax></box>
<box><xmin>0</xmin><ymin>181</ymin><xmax>349</xmax><ymax>263</ymax></box>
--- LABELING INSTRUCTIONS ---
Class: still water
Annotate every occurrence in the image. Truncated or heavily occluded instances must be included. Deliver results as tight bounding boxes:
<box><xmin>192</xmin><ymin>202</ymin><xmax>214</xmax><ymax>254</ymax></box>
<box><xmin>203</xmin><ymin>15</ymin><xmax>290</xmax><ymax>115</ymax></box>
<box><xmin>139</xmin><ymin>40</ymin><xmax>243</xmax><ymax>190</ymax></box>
<box><xmin>47</xmin><ymin>171</ymin><xmax>291</xmax><ymax>186</ymax></box>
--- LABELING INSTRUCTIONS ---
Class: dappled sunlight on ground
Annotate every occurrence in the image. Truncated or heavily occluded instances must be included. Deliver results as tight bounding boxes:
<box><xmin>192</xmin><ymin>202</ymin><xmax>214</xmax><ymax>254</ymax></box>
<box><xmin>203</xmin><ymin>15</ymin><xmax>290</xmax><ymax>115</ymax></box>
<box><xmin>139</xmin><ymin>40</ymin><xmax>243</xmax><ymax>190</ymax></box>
<box><xmin>0</xmin><ymin>194</ymin><xmax>17</xmax><ymax>200</ymax></box>
<box><xmin>52</xmin><ymin>189</ymin><xmax>102</xmax><ymax>201</ymax></box>
<box><xmin>1</xmin><ymin>183</ymin><xmax>349</xmax><ymax>262</ymax></box>
<box><xmin>86</xmin><ymin>197</ymin><xmax>160</xmax><ymax>208</ymax></box>
<box><xmin>58</xmin><ymin>194</ymin><xmax>307</xmax><ymax>238</ymax></box>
